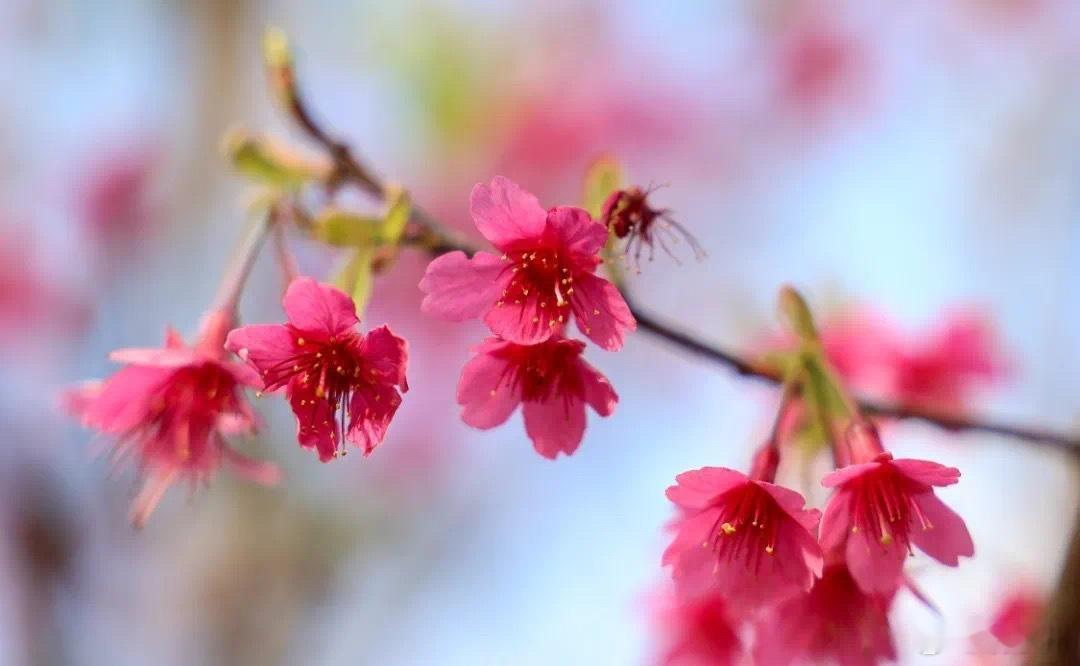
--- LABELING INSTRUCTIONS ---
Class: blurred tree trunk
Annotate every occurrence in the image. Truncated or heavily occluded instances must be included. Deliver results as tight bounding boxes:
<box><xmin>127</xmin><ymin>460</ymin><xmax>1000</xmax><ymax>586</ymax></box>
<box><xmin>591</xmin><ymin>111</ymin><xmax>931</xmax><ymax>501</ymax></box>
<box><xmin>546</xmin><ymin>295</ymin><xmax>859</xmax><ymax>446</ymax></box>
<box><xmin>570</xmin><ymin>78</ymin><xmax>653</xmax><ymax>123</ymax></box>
<box><xmin>1027</xmin><ymin>500</ymin><xmax>1080</xmax><ymax>665</ymax></box>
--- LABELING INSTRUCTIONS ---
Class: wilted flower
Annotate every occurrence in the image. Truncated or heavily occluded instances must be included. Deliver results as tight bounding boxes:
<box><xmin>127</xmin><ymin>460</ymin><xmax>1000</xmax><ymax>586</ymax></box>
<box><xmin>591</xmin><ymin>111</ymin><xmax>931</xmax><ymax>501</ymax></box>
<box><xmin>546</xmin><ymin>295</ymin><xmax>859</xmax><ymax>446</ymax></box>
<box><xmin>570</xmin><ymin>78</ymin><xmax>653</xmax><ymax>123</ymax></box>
<box><xmin>600</xmin><ymin>186</ymin><xmax>704</xmax><ymax>267</ymax></box>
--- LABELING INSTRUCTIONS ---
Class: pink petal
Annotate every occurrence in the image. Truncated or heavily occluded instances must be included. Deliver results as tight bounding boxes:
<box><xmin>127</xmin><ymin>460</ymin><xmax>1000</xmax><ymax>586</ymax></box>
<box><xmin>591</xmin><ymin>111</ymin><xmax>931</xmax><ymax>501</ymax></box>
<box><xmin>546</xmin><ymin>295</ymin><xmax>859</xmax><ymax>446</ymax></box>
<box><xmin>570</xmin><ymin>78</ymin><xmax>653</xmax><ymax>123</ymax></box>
<box><xmin>819</xmin><ymin>488</ymin><xmax>854</xmax><ymax>555</ymax></box>
<box><xmin>666</xmin><ymin>467</ymin><xmax>749</xmax><ymax>509</ymax></box>
<box><xmin>909</xmin><ymin>491</ymin><xmax>974</xmax><ymax>565</ymax></box>
<box><xmin>578</xmin><ymin>358</ymin><xmax>618</xmax><ymax>417</ymax></box>
<box><xmin>846</xmin><ymin>526</ymin><xmax>906</xmax><ymax>595</ymax></box>
<box><xmin>360</xmin><ymin>324</ymin><xmax>409</xmax><ymax>391</ymax></box>
<box><xmin>821</xmin><ymin>461</ymin><xmax>881</xmax><ymax>488</ymax></box>
<box><xmin>522</xmin><ymin>396</ymin><xmax>586</xmax><ymax>459</ymax></box>
<box><xmin>546</xmin><ymin>206</ymin><xmax>607</xmax><ymax>259</ymax></box>
<box><xmin>346</xmin><ymin>381</ymin><xmax>403</xmax><ymax>456</ymax></box>
<box><xmin>419</xmin><ymin>250</ymin><xmax>509</xmax><ymax>321</ymax></box>
<box><xmin>282</xmin><ymin>277</ymin><xmax>358</xmax><ymax>336</ymax></box>
<box><xmin>457</xmin><ymin>340</ymin><xmax>522</xmax><ymax>429</ymax></box>
<box><xmin>569</xmin><ymin>272</ymin><xmax>635</xmax><ymax>351</ymax></box>
<box><xmin>483</xmin><ymin>290</ymin><xmax>563</xmax><ymax>346</ymax></box>
<box><xmin>288</xmin><ymin>385</ymin><xmax>339</xmax><ymax>462</ymax></box>
<box><xmin>108</xmin><ymin>346</ymin><xmax>199</xmax><ymax>367</ymax></box>
<box><xmin>225</xmin><ymin>324</ymin><xmax>298</xmax><ymax>391</ymax></box>
<box><xmin>759</xmin><ymin>481</ymin><xmax>822</xmax><ymax>533</ymax></box>
<box><xmin>74</xmin><ymin>365</ymin><xmax>172</xmax><ymax>434</ymax></box>
<box><xmin>222</xmin><ymin>447</ymin><xmax>281</xmax><ymax>486</ymax></box>
<box><xmin>164</xmin><ymin>327</ymin><xmax>186</xmax><ymax>349</ymax></box>
<box><xmin>469</xmin><ymin>176</ymin><xmax>547</xmax><ymax>249</ymax></box>
<box><xmin>662</xmin><ymin>509</ymin><xmax>720</xmax><ymax>568</ymax></box>
<box><xmin>891</xmin><ymin>458</ymin><xmax>961</xmax><ymax>488</ymax></box>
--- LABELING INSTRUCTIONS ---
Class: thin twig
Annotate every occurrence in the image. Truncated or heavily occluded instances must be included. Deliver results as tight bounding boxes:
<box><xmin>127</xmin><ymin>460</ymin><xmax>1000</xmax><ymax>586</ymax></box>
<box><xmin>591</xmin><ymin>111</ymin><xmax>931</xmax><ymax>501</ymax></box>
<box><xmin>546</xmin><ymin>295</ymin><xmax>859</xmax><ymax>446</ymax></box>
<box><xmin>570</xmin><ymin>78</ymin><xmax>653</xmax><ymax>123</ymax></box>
<box><xmin>272</xmin><ymin>51</ymin><xmax>1080</xmax><ymax>458</ymax></box>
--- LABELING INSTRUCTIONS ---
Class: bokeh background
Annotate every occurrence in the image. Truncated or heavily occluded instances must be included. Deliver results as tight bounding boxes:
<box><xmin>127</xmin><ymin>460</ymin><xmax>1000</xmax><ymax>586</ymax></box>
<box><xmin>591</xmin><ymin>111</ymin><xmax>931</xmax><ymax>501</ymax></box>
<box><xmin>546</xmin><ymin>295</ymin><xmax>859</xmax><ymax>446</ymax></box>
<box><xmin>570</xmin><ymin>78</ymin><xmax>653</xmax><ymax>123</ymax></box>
<box><xmin>1</xmin><ymin>1</ymin><xmax>1078</xmax><ymax>664</ymax></box>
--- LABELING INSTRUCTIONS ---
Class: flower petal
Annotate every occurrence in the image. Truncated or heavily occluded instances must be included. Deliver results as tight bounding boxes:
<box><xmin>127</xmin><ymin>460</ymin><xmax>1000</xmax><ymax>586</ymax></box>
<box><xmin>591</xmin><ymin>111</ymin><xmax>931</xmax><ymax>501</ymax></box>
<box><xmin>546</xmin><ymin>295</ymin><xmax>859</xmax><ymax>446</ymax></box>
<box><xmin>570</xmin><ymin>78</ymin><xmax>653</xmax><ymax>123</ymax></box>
<box><xmin>821</xmin><ymin>461</ymin><xmax>881</xmax><ymax>488</ymax></box>
<box><xmin>819</xmin><ymin>488</ymin><xmax>854</xmax><ymax>555</ymax></box>
<box><xmin>578</xmin><ymin>357</ymin><xmax>618</xmax><ymax>417</ymax></box>
<box><xmin>666</xmin><ymin>467</ymin><xmax>749</xmax><ymax>509</ymax></box>
<box><xmin>282</xmin><ymin>277</ymin><xmax>358</xmax><ymax>336</ymax></box>
<box><xmin>360</xmin><ymin>324</ymin><xmax>409</xmax><ymax>391</ymax></box>
<box><xmin>522</xmin><ymin>396</ymin><xmax>586</xmax><ymax>459</ymax></box>
<box><xmin>845</xmin><ymin>524</ymin><xmax>906</xmax><ymax>595</ymax></box>
<box><xmin>108</xmin><ymin>346</ymin><xmax>199</xmax><ymax>367</ymax></box>
<box><xmin>569</xmin><ymin>272</ymin><xmax>635</xmax><ymax>351</ymax></box>
<box><xmin>891</xmin><ymin>458</ymin><xmax>961</xmax><ymax>488</ymax></box>
<box><xmin>469</xmin><ymin>176</ymin><xmax>546</xmax><ymax>249</ymax></box>
<box><xmin>546</xmin><ymin>206</ymin><xmax>607</xmax><ymax>259</ymax></box>
<box><xmin>457</xmin><ymin>340</ymin><xmax>522</xmax><ymax>429</ymax></box>
<box><xmin>288</xmin><ymin>385</ymin><xmax>339</xmax><ymax>462</ymax></box>
<box><xmin>483</xmin><ymin>289</ymin><xmax>562</xmax><ymax>346</ymax></box>
<box><xmin>909</xmin><ymin>491</ymin><xmax>974</xmax><ymax>565</ymax></box>
<box><xmin>419</xmin><ymin>251</ymin><xmax>509</xmax><ymax>321</ymax></box>
<box><xmin>225</xmin><ymin>324</ymin><xmax>298</xmax><ymax>391</ymax></box>
<box><xmin>346</xmin><ymin>381</ymin><xmax>403</xmax><ymax>456</ymax></box>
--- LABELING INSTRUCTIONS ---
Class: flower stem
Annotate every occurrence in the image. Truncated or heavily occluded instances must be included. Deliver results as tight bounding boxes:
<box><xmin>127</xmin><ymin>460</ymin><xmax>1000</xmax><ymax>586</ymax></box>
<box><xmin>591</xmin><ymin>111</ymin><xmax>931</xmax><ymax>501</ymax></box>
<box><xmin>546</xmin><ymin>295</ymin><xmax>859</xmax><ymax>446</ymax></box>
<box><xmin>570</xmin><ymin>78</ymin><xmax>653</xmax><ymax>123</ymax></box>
<box><xmin>212</xmin><ymin>208</ymin><xmax>274</xmax><ymax>316</ymax></box>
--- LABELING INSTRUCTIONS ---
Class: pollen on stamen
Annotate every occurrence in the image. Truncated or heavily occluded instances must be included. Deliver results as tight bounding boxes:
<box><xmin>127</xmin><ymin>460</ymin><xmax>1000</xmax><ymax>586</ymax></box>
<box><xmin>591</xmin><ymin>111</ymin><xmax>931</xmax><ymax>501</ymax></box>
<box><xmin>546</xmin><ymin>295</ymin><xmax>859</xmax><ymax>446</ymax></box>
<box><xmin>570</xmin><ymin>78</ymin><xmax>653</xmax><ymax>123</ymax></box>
<box><xmin>721</xmin><ymin>522</ymin><xmax>737</xmax><ymax>535</ymax></box>
<box><xmin>297</xmin><ymin>338</ymin><xmax>305</xmax><ymax>346</ymax></box>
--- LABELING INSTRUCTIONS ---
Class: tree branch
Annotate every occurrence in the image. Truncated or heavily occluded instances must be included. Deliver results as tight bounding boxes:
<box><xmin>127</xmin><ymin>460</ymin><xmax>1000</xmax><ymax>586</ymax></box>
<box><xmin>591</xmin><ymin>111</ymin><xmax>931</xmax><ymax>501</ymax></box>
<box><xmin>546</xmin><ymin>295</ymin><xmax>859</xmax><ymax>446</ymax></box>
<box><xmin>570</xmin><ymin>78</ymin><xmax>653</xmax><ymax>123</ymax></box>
<box><xmin>269</xmin><ymin>47</ymin><xmax>1080</xmax><ymax>458</ymax></box>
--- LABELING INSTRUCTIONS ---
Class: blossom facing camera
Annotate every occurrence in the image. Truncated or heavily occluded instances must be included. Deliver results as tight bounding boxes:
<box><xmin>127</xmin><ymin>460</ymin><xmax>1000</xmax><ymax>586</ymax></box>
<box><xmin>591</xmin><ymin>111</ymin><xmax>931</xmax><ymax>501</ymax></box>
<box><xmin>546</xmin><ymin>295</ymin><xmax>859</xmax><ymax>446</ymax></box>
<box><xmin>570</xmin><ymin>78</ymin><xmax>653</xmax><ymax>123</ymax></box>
<box><xmin>600</xmin><ymin>186</ymin><xmax>704</xmax><ymax>267</ymax></box>
<box><xmin>64</xmin><ymin>312</ymin><xmax>279</xmax><ymax>528</ymax></box>
<box><xmin>419</xmin><ymin>176</ymin><xmax>635</xmax><ymax>350</ymax></box>
<box><xmin>820</xmin><ymin>452</ymin><xmax>974</xmax><ymax>594</ymax></box>
<box><xmin>663</xmin><ymin>466</ymin><xmax>823</xmax><ymax>609</ymax></box>
<box><xmin>456</xmin><ymin>335</ymin><xmax>617</xmax><ymax>459</ymax></box>
<box><xmin>226</xmin><ymin>277</ymin><xmax>408</xmax><ymax>462</ymax></box>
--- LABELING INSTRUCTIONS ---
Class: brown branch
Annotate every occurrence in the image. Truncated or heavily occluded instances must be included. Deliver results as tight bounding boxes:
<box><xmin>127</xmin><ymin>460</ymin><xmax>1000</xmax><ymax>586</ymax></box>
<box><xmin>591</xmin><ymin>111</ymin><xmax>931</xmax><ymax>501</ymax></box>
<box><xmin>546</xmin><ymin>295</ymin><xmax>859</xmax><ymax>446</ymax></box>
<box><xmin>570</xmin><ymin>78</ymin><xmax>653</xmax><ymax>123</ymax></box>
<box><xmin>269</xmin><ymin>44</ymin><xmax>1080</xmax><ymax>458</ymax></box>
<box><xmin>1027</xmin><ymin>498</ymin><xmax>1080</xmax><ymax>664</ymax></box>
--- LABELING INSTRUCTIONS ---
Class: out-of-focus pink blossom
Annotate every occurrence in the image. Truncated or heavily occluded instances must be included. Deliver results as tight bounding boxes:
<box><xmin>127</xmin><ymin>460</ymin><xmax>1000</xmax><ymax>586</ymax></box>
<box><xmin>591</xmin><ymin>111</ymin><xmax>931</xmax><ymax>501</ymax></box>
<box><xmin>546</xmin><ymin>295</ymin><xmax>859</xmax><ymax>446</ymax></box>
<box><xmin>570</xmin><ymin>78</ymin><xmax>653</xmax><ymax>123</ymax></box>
<box><xmin>420</xmin><ymin>176</ymin><xmax>635</xmax><ymax>350</ymax></box>
<box><xmin>654</xmin><ymin>590</ymin><xmax>743</xmax><ymax>666</ymax></box>
<box><xmin>753</xmin><ymin>562</ymin><xmax>897</xmax><ymax>666</ymax></box>
<box><xmin>226</xmin><ymin>278</ymin><xmax>408</xmax><ymax>462</ymax></box>
<box><xmin>989</xmin><ymin>587</ymin><xmax>1043</xmax><ymax>648</ymax></box>
<box><xmin>75</xmin><ymin>143</ymin><xmax>156</xmax><ymax>247</ymax></box>
<box><xmin>456</xmin><ymin>335</ymin><xmax>617</xmax><ymax>459</ymax></box>
<box><xmin>65</xmin><ymin>310</ymin><xmax>279</xmax><ymax>527</ymax></box>
<box><xmin>663</xmin><ymin>465</ymin><xmax>822</xmax><ymax>609</ymax></box>
<box><xmin>0</xmin><ymin>230</ymin><xmax>87</xmax><ymax>342</ymax></box>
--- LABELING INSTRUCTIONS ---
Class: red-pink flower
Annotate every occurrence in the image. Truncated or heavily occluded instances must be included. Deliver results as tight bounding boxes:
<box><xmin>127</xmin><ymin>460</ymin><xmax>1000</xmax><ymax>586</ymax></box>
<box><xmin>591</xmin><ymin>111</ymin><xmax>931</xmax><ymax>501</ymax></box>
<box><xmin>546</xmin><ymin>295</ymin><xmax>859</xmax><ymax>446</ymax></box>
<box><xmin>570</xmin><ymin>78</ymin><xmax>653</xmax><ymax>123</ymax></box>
<box><xmin>419</xmin><ymin>176</ymin><xmax>635</xmax><ymax>351</ymax></box>
<box><xmin>820</xmin><ymin>451</ymin><xmax>974</xmax><ymax>595</ymax></box>
<box><xmin>753</xmin><ymin>563</ymin><xmax>897</xmax><ymax>666</ymax></box>
<box><xmin>64</xmin><ymin>310</ymin><xmax>279</xmax><ymax>527</ymax></box>
<box><xmin>885</xmin><ymin>311</ymin><xmax>1005</xmax><ymax>413</ymax></box>
<box><xmin>989</xmin><ymin>588</ymin><xmax>1043</xmax><ymax>648</ymax></box>
<box><xmin>225</xmin><ymin>277</ymin><xmax>408</xmax><ymax>462</ymax></box>
<box><xmin>456</xmin><ymin>335</ymin><xmax>617</xmax><ymax>459</ymax></box>
<box><xmin>655</xmin><ymin>591</ymin><xmax>743</xmax><ymax>666</ymax></box>
<box><xmin>663</xmin><ymin>466</ymin><xmax>823</xmax><ymax>608</ymax></box>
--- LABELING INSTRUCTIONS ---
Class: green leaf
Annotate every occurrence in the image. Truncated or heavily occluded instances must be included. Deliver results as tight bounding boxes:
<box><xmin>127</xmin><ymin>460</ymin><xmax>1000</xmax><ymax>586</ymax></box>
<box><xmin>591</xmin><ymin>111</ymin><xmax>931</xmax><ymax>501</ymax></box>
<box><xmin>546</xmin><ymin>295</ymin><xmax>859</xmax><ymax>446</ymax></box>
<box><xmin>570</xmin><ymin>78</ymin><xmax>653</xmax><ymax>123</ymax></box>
<box><xmin>582</xmin><ymin>156</ymin><xmax>624</xmax><ymax>219</ymax></box>
<box><xmin>313</xmin><ymin>209</ymin><xmax>383</xmax><ymax>247</ymax></box>
<box><xmin>778</xmin><ymin>286</ymin><xmax>820</xmax><ymax>343</ymax></box>
<box><xmin>224</xmin><ymin>130</ymin><xmax>324</xmax><ymax>190</ymax></box>
<box><xmin>333</xmin><ymin>247</ymin><xmax>375</xmax><ymax>317</ymax></box>
<box><xmin>380</xmin><ymin>185</ymin><xmax>412</xmax><ymax>245</ymax></box>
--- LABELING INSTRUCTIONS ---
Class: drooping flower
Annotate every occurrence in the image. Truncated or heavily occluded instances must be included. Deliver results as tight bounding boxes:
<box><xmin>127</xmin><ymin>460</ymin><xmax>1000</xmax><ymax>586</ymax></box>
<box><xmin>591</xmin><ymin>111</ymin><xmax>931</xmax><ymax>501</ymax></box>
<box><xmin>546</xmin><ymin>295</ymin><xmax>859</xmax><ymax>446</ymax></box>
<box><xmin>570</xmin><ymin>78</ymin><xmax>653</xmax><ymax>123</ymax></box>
<box><xmin>820</xmin><ymin>430</ymin><xmax>975</xmax><ymax>594</ymax></box>
<box><xmin>456</xmin><ymin>335</ymin><xmax>617</xmax><ymax>458</ymax></box>
<box><xmin>225</xmin><ymin>277</ymin><xmax>408</xmax><ymax>462</ymax></box>
<box><xmin>419</xmin><ymin>176</ymin><xmax>635</xmax><ymax>350</ymax></box>
<box><xmin>753</xmin><ymin>563</ymin><xmax>897</xmax><ymax>666</ymax></box>
<box><xmin>989</xmin><ymin>587</ymin><xmax>1044</xmax><ymax>648</ymax></box>
<box><xmin>663</xmin><ymin>464</ymin><xmax>823</xmax><ymax>609</ymax></box>
<box><xmin>654</xmin><ymin>589</ymin><xmax>744</xmax><ymax>666</ymax></box>
<box><xmin>64</xmin><ymin>310</ymin><xmax>279</xmax><ymax>527</ymax></box>
<box><xmin>600</xmin><ymin>186</ymin><xmax>705</xmax><ymax>268</ymax></box>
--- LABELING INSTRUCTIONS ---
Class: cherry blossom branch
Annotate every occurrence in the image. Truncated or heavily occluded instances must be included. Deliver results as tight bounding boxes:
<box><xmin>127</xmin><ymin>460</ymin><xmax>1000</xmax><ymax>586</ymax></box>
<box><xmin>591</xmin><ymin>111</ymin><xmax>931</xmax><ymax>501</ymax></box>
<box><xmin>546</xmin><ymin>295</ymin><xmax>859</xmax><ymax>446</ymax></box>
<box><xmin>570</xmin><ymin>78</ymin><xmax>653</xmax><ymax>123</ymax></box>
<box><xmin>267</xmin><ymin>42</ymin><xmax>1080</xmax><ymax>458</ymax></box>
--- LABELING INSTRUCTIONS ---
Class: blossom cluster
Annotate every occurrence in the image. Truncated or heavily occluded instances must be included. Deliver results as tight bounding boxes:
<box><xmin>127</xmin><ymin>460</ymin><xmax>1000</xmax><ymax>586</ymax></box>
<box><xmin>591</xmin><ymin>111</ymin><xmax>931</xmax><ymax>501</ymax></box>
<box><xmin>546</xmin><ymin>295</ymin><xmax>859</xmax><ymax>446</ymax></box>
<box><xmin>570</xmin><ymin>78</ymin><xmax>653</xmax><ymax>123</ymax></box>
<box><xmin>420</xmin><ymin>176</ymin><xmax>632</xmax><ymax>457</ymax></box>
<box><xmin>658</xmin><ymin>421</ymin><xmax>975</xmax><ymax>665</ymax></box>
<box><xmin>66</xmin><ymin>278</ymin><xmax>409</xmax><ymax>525</ymax></box>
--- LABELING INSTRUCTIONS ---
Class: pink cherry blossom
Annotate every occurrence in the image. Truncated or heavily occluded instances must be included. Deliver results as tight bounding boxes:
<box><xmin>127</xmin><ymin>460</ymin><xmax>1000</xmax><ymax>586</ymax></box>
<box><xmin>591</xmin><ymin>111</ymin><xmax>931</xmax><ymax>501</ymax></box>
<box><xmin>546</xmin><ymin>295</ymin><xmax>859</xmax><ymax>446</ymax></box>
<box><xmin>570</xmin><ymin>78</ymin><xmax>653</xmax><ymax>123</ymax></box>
<box><xmin>419</xmin><ymin>176</ymin><xmax>635</xmax><ymax>350</ymax></box>
<box><xmin>225</xmin><ymin>277</ymin><xmax>408</xmax><ymax>462</ymax></box>
<box><xmin>989</xmin><ymin>587</ymin><xmax>1043</xmax><ymax>648</ymax></box>
<box><xmin>753</xmin><ymin>563</ymin><xmax>897</xmax><ymax>666</ymax></box>
<box><xmin>64</xmin><ymin>310</ymin><xmax>279</xmax><ymax>527</ymax></box>
<box><xmin>456</xmin><ymin>335</ymin><xmax>617</xmax><ymax>459</ymax></box>
<box><xmin>655</xmin><ymin>590</ymin><xmax>743</xmax><ymax>666</ymax></box>
<box><xmin>663</xmin><ymin>466</ymin><xmax>823</xmax><ymax>609</ymax></box>
<box><xmin>820</xmin><ymin>451</ymin><xmax>974</xmax><ymax>595</ymax></box>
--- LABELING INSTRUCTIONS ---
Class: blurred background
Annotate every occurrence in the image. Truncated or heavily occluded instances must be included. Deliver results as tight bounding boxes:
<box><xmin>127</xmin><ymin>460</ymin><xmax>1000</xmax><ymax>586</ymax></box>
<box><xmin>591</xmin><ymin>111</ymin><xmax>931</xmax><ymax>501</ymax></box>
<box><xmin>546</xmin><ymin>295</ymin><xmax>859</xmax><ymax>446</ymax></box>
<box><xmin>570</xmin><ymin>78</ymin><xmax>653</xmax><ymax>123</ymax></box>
<box><xmin>1</xmin><ymin>0</ymin><xmax>1078</xmax><ymax>664</ymax></box>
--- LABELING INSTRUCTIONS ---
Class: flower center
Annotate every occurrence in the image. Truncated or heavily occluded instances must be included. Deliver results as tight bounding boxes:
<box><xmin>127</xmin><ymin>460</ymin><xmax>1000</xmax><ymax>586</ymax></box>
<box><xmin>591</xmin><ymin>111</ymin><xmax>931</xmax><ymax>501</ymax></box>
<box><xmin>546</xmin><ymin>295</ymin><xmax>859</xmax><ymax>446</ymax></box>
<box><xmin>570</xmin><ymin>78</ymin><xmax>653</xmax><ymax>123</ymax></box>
<box><xmin>143</xmin><ymin>364</ymin><xmax>239</xmax><ymax>466</ymax></box>
<box><xmin>497</xmin><ymin>249</ymin><xmax>575</xmax><ymax>312</ymax></box>
<box><xmin>849</xmin><ymin>469</ymin><xmax>933</xmax><ymax>548</ymax></box>
<box><xmin>706</xmin><ymin>484</ymin><xmax>780</xmax><ymax>574</ymax></box>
